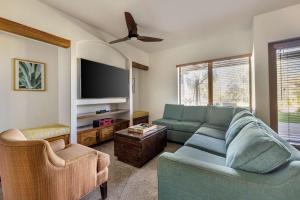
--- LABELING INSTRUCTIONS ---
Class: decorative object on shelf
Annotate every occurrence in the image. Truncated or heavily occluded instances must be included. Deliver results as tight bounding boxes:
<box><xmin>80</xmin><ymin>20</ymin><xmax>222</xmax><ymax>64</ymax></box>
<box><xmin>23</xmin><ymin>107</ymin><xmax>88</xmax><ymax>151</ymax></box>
<box><xmin>93</xmin><ymin>118</ymin><xmax>114</xmax><ymax>128</ymax></box>
<box><xmin>96</xmin><ymin>110</ymin><xmax>109</xmax><ymax>114</ymax></box>
<box><xmin>128</xmin><ymin>123</ymin><xmax>157</xmax><ymax>134</ymax></box>
<box><xmin>13</xmin><ymin>58</ymin><xmax>46</xmax><ymax>91</ymax></box>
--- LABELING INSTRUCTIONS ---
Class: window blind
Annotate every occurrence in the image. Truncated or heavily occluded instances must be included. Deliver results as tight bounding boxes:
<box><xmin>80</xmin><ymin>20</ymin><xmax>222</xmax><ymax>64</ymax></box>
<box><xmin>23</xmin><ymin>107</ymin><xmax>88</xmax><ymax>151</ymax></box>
<box><xmin>212</xmin><ymin>57</ymin><xmax>250</xmax><ymax>107</ymax></box>
<box><xmin>276</xmin><ymin>47</ymin><xmax>300</xmax><ymax>144</ymax></box>
<box><xmin>180</xmin><ymin>63</ymin><xmax>209</xmax><ymax>105</ymax></box>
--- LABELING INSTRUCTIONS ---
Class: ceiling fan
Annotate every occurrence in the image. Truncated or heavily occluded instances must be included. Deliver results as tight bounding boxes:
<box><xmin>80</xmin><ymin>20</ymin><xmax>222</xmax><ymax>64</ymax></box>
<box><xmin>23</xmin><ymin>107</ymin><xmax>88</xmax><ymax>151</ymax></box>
<box><xmin>109</xmin><ymin>12</ymin><xmax>163</xmax><ymax>44</ymax></box>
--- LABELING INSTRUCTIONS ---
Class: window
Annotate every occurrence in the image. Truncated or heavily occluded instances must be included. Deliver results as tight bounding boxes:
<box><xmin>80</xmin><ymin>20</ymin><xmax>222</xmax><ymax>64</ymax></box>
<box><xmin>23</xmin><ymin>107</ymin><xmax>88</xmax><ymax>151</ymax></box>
<box><xmin>269</xmin><ymin>38</ymin><xmax>300</xmax><ymax>145</ymax></box>
<box><xmin>213</xmin><ymin>57</ymin><xmax>250</xmax><ymax>107</ymax></box>
<box><xmin>179</xmin><ymin>64</ymin><xmax>209</xmax><ymax>106</ymax></box>
<box><xmin>178</xmin><ymin>54</ymin><xmax>251</xmax><ymax>108</ymax></box>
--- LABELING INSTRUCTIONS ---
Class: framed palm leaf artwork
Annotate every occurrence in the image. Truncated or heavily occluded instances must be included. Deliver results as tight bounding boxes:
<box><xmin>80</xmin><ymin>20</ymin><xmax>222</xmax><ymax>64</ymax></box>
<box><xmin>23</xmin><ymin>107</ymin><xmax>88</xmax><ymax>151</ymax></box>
<box><xmin>14</xmin><ymin>58</ymin><xmax>46</xmax><ymax>91</ymax></box>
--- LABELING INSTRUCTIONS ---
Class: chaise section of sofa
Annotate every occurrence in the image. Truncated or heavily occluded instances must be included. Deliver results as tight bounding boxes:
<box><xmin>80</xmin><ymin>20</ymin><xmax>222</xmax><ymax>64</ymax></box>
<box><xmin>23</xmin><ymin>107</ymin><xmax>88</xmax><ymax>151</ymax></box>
<box><xmin>157</xmin><ymin>107</ymin><xmax>300</xmax><ymax>200</ymax></box>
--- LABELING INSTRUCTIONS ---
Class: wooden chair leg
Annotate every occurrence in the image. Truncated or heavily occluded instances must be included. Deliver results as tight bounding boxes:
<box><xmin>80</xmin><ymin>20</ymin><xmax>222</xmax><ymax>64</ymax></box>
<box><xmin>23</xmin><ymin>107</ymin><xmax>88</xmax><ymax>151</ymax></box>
<box><xmin>100</xmin><ymin>182</ymin><xmax>107</xmax><ymax>199</ymax></box>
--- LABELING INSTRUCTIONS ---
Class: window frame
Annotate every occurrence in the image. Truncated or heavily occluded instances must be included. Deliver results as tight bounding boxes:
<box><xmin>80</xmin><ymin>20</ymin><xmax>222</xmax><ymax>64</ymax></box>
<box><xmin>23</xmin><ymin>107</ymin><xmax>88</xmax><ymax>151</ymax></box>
<box><xmin>268</xmin><ymin>37</ymin><xmax>300</xmax><ymax>132</ymax></box>
<box><xmin>177</xmin><ymin>53</ymin><xmax>252</xmax><ymax>108</ymax></box>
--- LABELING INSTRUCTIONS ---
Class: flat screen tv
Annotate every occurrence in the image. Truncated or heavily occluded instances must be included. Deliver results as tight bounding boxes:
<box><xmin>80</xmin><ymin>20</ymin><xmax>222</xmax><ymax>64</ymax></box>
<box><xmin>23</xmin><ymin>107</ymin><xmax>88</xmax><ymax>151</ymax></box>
<box><xmin>80</xmin><ymin>59</ymin><xmax>129</xmax><ymax>98</ymax></box>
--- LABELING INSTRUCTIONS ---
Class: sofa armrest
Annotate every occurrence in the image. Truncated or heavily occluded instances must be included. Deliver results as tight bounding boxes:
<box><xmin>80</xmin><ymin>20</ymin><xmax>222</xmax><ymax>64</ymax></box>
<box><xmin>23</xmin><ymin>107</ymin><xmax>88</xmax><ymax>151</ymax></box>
<box><xmin>158</xmin><ymin>152</ymin><xmax>300</xmax><ymax>200</ymax></box>
<box><xmin>49</xmin><ymin>139</ymin><xmax>65</xmax><ymax>152</ymax></box>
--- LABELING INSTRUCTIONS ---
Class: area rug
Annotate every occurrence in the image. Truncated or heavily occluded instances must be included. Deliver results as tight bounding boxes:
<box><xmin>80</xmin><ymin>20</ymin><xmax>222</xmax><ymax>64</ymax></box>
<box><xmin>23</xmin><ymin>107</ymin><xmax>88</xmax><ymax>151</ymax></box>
<box><xmin>0</xmin><ymin>142</ymin><xmax>180</xmax><ymax>200</ymax></box>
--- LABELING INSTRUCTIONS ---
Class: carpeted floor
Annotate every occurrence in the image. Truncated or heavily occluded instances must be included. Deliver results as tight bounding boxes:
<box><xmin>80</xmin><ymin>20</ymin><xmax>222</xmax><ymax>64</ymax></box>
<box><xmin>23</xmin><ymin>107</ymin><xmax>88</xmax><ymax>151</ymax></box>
<box><xmin>0</xmin><ymin>141</ymin><xmax>181</xmax><ymax>200</ymax></box>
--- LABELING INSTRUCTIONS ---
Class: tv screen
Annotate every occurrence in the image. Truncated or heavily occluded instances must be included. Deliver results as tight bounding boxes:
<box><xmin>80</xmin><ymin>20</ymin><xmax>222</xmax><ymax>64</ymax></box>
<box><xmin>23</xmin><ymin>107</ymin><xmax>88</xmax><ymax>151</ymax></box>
<box><xmin>81</xmin><ymin>59</ymin><xmax>129</xmax><ymax>98</ymax></box>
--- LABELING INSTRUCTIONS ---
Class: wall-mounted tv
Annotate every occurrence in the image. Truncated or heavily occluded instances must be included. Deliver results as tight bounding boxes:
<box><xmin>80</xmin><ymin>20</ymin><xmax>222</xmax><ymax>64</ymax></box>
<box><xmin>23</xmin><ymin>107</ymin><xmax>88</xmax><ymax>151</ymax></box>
<box><xmin>80</xmin><ymin>59</ymin><xmax>129</xmax><ymax>98</ymax></box>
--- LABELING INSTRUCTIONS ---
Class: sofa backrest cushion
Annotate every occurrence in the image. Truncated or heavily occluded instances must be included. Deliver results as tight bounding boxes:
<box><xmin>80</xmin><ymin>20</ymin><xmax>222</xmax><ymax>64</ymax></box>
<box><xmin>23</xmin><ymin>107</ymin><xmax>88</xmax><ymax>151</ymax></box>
<box><xmin>225</xmin><ymin>116</ymin><xmax>257</xmax><ymax>148</ymax></box>
<box><xmin>229</xmin><ymin>110</ymin><xmax>253</xmax><ymax>127</ymax></box>
<box><xmin>206</xmin><ymin>106</ymin><xmax>234</xmax><ymax>127</ymax></box>
<box><xmin>163</xmin><ymin>104</ymin><xmax>184</xmax><ymax>120</ymax></box>
<box><xmin>226</xmin><ymin>121</ymin><xmax>292</xmax><ymax>173</ymax></box>
<box><xmin>181</xmin><ymin>106</ymin><xmax>207</xmax><ymax>122</ymax></box>
<box><xmin>258</xmin><ymin>119</ymin><xmax>300</xmax><ymax>161</ymax></box>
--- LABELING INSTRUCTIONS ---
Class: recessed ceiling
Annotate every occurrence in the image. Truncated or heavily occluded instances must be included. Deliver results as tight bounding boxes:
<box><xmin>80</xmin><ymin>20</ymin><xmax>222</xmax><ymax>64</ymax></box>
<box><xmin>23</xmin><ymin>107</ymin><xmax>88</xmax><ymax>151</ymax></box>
<box><xmin>40</xmin><ymin>0</ymin><xmax>300</xmax><ymax>52</ymax></box>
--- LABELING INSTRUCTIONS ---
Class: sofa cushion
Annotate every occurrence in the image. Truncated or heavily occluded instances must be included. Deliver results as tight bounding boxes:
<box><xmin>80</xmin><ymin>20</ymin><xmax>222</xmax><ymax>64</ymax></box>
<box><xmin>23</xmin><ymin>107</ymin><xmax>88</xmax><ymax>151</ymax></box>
<box><xmin>153</xmin><ymin>119</ymin><xmax>178</xmax><ymax>129</ymax></box>
<box><xmin>175</xmin><ymin>146</ymin><xmax>226</xmax><ymax>166</ymax></box>
<box><xmin>163</xmin><ymin>104</ymin><xmax>184</xmax><ymax>120</ymax></box>
<box><xmin>206</xmin><ymin>106</ymin><xmax>234</xmax><ymax>127</ymax></box>
<box><xmin>167</xmin><ymin>130</ymin><xmax>194</xmax><ymax>144</ymax></box>
<box><xmin>258</xmin><ymin>119</ymin><xmax>300</xmax><ymax>161</ymax></box>
<box><xmin>173</xmin><ymin>121</ymin><xmax>202</xmax><ymax>133</ymax></box>
<box><xmin>181</xmin><ymin>106</ymin><xmax>207</xmax><ymax>122</ymax></box>
<box><xmin>226</xmin><ymin>121</ymin><xmax>292</xmax><ymax>173</ymax></box>
<box><xmin>229</xmin><ymin>110</ymin><xmax>253</xmax><ymax>126</ymax></box>
<box><xmin>185</xmin><ymin>134</ymin><xmax>226</xmax><ymax>157</ymax></box>
<box><xmin>225</xmin><ymin>116</ymin><xmax>257</xmax><ymax>148</ymax></box>
<box><xmin>195</xmin><ymin>126</ymin><xmax>226</xmax><ymax>140</ymax></box>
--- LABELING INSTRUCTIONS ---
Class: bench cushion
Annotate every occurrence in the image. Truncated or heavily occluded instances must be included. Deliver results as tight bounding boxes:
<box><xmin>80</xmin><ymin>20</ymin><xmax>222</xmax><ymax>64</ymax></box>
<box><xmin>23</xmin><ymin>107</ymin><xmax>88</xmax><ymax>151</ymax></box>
<box><xmin>185</xmin><ymin>134</ymin><xmax>226</xmax><ymax>157</ymax></box>
<box><xmin>163</xmin><ymin>104</ymin><xmax>184</xmax><ymax>120</ymax></box>
<box><xmin>195</xmin><ymin>126</ymin><xmax>226</xmax><ymax>140</ymax></box>
<box><xmin>181</xmin><ymin>106</ymin><xmax>207</xmax><ymax>122</ymax></box>
<box><xmin>175</xmin><ymin>146</ymin><xmax>226</xmax><ymax>166</ymax></box>
<box><xmin>173</xmin><ymin>121</ymin><xmax>202</xmax><ymax>133</ymax></box>
<box><xmin>153</xmin><ymin>119</ymin><xmax>178</xmax><ymax>129</ymax></box>
<box><xmin>133</xmin><ymin>111</ymin><xmax>149</xmax><ymax>119</ymax></box>
<box><xmin>22</xmin><ymin>124</ymin><xmax>70</xmax><ymax>140</ymax></box>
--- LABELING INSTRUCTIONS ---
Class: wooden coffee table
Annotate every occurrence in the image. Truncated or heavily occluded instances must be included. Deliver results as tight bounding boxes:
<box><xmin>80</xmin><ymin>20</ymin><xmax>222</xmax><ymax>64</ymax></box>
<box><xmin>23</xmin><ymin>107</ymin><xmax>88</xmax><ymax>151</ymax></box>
<box><xmin>114</xmin><ymin>125</ymin><xmax>167</xmax><ymax>167</ymax></box>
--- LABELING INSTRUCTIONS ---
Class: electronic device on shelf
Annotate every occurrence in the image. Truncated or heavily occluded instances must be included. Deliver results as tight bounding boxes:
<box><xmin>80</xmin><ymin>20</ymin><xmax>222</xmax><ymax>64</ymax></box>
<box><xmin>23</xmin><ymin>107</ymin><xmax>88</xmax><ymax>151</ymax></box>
<box><xmin>96</xmin><ymin>110</ymin><xmax>108</xmax><ymax>114</ymax></box>
<box><xmin>93</xmin><ymin>118</ymin><xmax>114</xmax><ymax>128</ymax></box>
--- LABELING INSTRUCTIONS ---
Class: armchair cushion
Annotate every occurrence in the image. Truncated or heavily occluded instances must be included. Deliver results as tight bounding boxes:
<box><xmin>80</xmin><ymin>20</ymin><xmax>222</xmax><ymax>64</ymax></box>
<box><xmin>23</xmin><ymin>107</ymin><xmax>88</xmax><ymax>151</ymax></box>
<box><xmin>49</xmin><ymin>139</ymin><xmax>65</xmax><ymax>152</ymax></box>
<box><xmin>56</xmin><ymin>143</ymin><xmax>110</xmax><ymax>172</ymax></box>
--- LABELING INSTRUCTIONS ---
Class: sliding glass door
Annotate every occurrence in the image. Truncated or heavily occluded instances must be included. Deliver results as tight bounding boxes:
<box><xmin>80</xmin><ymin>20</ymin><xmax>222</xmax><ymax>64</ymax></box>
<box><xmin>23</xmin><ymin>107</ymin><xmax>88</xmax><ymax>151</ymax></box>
<box><xmin>269</xmin><ymin>38</ymin><xmax>300</xmax><ymax>145</ymax></box>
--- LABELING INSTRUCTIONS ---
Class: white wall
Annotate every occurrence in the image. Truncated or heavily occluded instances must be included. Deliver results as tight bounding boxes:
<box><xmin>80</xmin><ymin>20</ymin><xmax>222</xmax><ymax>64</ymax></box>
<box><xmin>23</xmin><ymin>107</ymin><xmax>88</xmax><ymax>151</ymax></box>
<box><xmin>253</xmin><ymin>4</ymin><xmax>300</xmax><ymax>124</ymax></box>
<box><xmin>0</xmin><ymin>0</ymin><xmax>149</xmax><ymax>142</ymax></box>
<box><xmin>0</xmin><ymin>32</ymin><xmax>59</xmax><ymax>131</ymax></box>
<box><xmin>140</xmin><ymin>30</ymin><xmax>253</xmax><ymax>121</ymax></box>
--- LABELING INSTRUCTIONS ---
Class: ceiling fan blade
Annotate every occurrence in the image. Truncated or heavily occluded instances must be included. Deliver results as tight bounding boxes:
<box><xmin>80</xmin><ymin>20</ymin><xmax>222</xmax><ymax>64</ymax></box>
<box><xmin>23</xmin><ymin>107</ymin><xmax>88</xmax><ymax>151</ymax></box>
<box><xmin>125</xmin><ymin>12</ymin><xmax>137</xmax><ymax>35</ymax></box>
<box><xmin>109</xmin><ymin>37</ymin><xmax>129</xmax><ymax>44</ymax></box>
<box><xmin>137</xmin><ymin>36</ymin><xmax>163</xmax><ymax>42</ymax></box>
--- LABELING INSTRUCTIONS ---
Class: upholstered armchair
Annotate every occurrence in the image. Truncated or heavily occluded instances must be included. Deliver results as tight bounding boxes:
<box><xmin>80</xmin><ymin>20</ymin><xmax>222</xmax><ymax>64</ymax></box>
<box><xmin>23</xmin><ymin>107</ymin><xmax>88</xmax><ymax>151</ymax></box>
<box><xmin>0</xmin><ymin>129</ymin><xmax>110</xmax><ymax>200</ymax></box>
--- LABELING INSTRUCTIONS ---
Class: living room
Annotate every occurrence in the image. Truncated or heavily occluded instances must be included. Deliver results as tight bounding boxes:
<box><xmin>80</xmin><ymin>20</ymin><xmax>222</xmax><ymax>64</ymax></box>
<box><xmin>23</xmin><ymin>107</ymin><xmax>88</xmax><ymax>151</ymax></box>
<box><xmin>1</xmin><ymin>0</ymin><xmax>300</xmax><ymax>200</ymax></box>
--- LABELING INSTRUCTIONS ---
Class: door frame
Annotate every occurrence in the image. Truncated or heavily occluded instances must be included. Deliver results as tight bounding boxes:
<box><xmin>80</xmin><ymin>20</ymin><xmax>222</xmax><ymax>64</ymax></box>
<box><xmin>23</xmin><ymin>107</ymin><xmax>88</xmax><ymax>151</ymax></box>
<box><xmin>268</xmin><ymin>37</ymin><xmax>300</xmax><ymax>132</ymax></box>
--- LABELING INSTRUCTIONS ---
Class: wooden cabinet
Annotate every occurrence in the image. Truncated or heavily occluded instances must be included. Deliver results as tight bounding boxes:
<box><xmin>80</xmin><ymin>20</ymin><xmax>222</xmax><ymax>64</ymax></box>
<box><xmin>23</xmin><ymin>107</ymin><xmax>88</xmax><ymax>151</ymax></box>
<box><xmin>78</xmin><ymin>130</ymin><xmax>98</xmax><ymax>146</ymax></box>
<box><xmin>77</xmin><ymin>119</ymin><xmax>129</xmax><ymax>147</ymax></box>
<box><xmin>100</xmin><ymin>126</ymin><xmax>114</xmax><ymax>142</ymax></box>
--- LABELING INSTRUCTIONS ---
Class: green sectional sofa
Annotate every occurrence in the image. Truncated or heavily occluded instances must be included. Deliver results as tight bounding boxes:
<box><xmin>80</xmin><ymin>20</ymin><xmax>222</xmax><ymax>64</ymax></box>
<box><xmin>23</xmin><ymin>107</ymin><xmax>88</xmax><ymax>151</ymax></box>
<box><xmin>156</xmin><ymin>104</ymin><xmax>300</xmax><ymax>200</ymax></box>
<box><xmin>153</xmin><ymin>104</ymin><xmax>243</xmax><ymax>143</ymax></box>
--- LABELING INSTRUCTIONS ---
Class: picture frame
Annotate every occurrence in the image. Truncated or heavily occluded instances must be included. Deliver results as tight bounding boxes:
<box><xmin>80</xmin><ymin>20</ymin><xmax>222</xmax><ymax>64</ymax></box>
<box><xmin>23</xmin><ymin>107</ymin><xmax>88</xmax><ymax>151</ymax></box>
<box><xmin>13</xmin><ymin>58</ymin><xmax>46</xmax><ymax>91</ymax></box>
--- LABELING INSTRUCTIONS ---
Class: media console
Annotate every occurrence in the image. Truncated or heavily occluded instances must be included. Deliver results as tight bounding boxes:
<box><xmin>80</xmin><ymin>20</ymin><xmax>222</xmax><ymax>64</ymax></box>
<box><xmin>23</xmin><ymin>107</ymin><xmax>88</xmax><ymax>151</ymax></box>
<box><xmin>77</xmin><ymin>119</ymin><xmax>129</xmax><ymax>146</ymax></box>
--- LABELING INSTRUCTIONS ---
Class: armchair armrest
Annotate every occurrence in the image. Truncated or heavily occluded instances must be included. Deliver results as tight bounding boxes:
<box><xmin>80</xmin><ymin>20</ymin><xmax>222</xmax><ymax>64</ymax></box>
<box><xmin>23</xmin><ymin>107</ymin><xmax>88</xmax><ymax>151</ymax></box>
<box><xmin>49</xmin><ymin>139</ymin><xmax>65</xmax><ymax>152</ymax></box>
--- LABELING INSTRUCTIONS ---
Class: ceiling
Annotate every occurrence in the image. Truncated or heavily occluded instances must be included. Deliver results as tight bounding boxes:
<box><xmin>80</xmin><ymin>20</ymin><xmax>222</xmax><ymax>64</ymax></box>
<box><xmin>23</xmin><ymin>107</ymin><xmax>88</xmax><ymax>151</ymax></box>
<box><xmin>40</xmin><ymin>0</ymin><xmax>300</xmax><ymax>52</ymax></box>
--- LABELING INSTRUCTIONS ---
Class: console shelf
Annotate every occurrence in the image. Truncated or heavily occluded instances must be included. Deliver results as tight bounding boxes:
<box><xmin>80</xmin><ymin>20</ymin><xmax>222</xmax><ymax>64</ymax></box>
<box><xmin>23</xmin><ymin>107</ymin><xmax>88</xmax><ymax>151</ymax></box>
<box><xmin>77</xmin><ymin>109</ymin><xmax>129</xmax><ymax>120</ymax></box>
